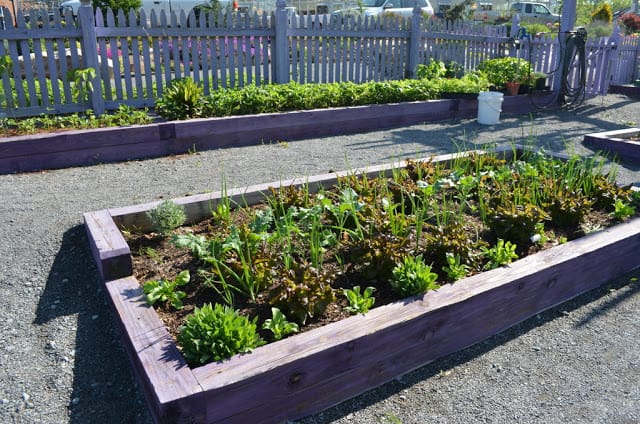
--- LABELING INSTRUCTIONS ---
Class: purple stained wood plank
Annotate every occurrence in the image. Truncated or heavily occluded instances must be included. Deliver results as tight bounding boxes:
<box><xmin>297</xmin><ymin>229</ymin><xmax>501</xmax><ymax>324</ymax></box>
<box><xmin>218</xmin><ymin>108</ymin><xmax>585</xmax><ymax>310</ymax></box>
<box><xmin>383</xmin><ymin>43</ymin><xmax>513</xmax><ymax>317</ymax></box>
<box><xmin>0</xmin><ymin>98</ymin><xmax>556</xmax><ymax>174</ymax></box>
<box><xmin>83</xmin><ymin>210</ymin><xmax>132</xmax><ymax>281</ymax></box>
<box><xmin>104</xmin><ymin>276</ymin><xmax>206</xmax><ymax>423</ymax></box>
<box><xmin>583</xmin><ymin>128</ymin><xmax>640</xmax><ymax>161</ymax></box>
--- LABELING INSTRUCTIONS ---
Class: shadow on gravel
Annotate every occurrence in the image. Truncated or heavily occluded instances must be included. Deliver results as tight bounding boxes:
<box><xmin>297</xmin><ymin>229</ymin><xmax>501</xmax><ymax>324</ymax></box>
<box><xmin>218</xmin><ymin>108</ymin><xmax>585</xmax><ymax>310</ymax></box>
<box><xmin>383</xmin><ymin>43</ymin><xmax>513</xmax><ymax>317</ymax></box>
<box><xmin>296</xmin><ymin>268</ymin><xmax>640</xmax><ymax>423</ymax></box>
<box><xmin>34</xmin><ymin>225</ymin><xmax>152</xmax><ymax>424</ymax></box>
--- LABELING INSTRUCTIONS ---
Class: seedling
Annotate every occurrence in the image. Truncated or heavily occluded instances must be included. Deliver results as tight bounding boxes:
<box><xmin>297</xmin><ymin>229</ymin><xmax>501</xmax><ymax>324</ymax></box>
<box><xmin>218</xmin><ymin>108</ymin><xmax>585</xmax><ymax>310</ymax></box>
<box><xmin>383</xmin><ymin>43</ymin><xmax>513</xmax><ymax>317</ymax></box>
<box><xmin>343</xmin><ymin>286</ymin><xmax>376</xmax><ymax>314</ymax></box>
<box><xmin>143</xmin><ymin>270</ymin><xmax>190</xmax><ymax>310</ymax></box>
<box><xmin>482</xmin><ymin>239</ymin><xmax>518</xmax><ymax>270</ymax></box>
<box><xmin>390</xmin><ymin>255</ymin><xmax>440</xmax><ymax>297</ymax></box>
<box><xmin>442</xmin><ymin>253</ymin><xmax>470</xmax><ymax>281</ymax></box>
<box><xmin>262</xmin><ymin>307</ymin><xmax>299</xmax><ymax>340</ymax></box>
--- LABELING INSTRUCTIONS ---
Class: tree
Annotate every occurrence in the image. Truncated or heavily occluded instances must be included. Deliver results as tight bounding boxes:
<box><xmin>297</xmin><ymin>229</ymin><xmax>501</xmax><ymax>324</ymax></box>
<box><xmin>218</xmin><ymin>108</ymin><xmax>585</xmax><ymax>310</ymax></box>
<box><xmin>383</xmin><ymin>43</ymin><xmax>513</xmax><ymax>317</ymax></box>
<box><xmin>93</xmin><ymin>0</ymin><xmax>142</xmax><ymax>16</ymax></box>
<box><xmin>444</xmin><ymin>0</ymin><xmax>474</xmax><ymax>24</ymax></box>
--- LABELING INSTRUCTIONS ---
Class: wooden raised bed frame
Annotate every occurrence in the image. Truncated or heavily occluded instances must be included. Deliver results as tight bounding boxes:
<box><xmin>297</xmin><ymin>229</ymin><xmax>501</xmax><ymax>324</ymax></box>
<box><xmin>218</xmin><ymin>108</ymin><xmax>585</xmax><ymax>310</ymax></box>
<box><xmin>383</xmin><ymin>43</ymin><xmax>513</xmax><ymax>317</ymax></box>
<box><xmin>83</xmin><ymin>146</ymin><xmax>640</xmax><ymax>423</ymax></box>
<box><xmin>583</xmin><ymin>128</ymin><xmax>640</xmax><ymax>161</ymax></box>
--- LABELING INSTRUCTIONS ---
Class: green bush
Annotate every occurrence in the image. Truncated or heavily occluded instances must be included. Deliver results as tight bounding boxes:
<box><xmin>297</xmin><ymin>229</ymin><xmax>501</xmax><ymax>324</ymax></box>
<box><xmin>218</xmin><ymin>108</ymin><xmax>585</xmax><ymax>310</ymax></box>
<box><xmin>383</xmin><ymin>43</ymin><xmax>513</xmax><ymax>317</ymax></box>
<box><xmin>178</xmin><ymin>303</ymin><xmax>265</xmax><ymax>365</ymax></box>
<box><xmin>477</xmin><ymin>57</ymin><xmax>533</xmax><ymax>88</ymax></box>
<box><xmin>93</xmin><ymin>0</ymin><xmax>142</xmax><ymax>18</ymax></box>
<box><xmin>146</xmin><ymin>200</ymin><xmax>186</xmax><ymax>236</ymax></box>
<box><xmin>590</xmin><ymin>3</ymin><xmax>613</xmax><ymax>24</ymax></box>
<box><xmin>160</xmin><ymin>79</ymin><xmax>441</xmax><ymax>120</ymax></box>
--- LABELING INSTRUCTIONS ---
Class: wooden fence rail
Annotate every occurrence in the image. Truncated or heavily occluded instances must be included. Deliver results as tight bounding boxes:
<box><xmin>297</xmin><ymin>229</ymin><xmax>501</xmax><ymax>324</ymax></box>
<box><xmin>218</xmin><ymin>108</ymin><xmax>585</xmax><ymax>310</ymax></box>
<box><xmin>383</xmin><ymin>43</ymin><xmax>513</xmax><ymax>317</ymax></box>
<box><xmin>0</xmin><ymin>1</ymin><xmax>638</xmax><ymax>118</ymax></box>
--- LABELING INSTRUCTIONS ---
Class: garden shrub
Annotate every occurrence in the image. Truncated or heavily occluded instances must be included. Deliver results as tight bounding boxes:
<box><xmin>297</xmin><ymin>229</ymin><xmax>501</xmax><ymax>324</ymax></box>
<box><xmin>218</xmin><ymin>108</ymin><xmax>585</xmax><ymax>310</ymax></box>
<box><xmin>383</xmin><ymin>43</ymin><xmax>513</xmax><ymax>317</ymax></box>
<box><xmin>590</xmin><ymin>3</ymin><xmax>613</xmax><ymax>24</ymax></box>
<box><xmin>620</xmin><ymin>13</ymin><xmax>640</xmax><ymax>34</ymax></box>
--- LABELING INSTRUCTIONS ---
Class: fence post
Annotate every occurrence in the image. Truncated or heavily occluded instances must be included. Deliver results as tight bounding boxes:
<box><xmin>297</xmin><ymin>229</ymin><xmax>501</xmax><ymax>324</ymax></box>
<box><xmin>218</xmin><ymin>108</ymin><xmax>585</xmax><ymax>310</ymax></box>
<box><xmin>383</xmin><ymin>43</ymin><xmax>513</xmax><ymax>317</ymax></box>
<box><xmin>407</xmin><ymin>3</ymin><xmax>422</xmax><ymax>79</ymax></box>
<box><xmin>77</xmin><ymin>0</ymin><xmax>105</xmax><ymax>115</ymax></box>
<box><xmin>273</xmin><ymin>0</ymin><xmax>290</xmax><ymax>84</ymax></box>
<box><xmin>509</xmin><ymin>14</ymin><xmax>520</xmax><ymax>57</ymax></box>
<box><xmin>554</xmin><ymin>0</ymin><xmax>576</xmax><ymax>99</ymax></box>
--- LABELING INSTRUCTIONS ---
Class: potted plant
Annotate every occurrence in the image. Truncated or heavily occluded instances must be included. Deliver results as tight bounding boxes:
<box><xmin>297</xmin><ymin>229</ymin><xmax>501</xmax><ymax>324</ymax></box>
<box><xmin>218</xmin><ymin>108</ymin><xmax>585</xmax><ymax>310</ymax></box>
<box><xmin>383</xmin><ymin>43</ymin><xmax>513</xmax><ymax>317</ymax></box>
<box><xmin>478</xmin><ymin>57</ymin><xmax>533</xmax><ymax>95</ymax></box>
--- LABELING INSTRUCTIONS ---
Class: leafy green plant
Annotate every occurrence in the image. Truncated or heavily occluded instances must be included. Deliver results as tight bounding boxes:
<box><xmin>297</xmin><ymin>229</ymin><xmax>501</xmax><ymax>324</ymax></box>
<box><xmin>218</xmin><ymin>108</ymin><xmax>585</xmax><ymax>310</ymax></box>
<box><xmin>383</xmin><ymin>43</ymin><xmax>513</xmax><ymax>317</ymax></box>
<box><xmin>262</xmin><ymin>307</ymin><xmax>299</xmax><ymax>341</ymax></box>
<box><xmin>178</xmin><ymin>303</ymin><xmax>265</xmax><ymax>365</ymax></box>
<box><xmin>442</xmin><ymin>252</ymin><xmax>470</xmax><ymax>281</ymax></box>
<box><xmin>155</xmin><ymin>77</ymin><xmax>205</xmax><ymax>121</ymax></box>
<box><xmin>390</xmin><ymin>255</ymin><xmax>440</xmax><ymax>297</ymax></box>
<box><xmin>590</xmin><ymin>3</ymin><xmax>613</xmax><ymax>24</ymax></box>
<box><xmin>343</xmin><ymin>286</ymin><xmax>376</xmax><ymax>314</ymax></box>
<box><xmin>67</xmin><ymin>67</ymin><xmax>97</xmax><ymax>109</ymax></box>
<box><xmin>612</xmin><ymin>199</ymin><xmax>635</xmax><ymax>220</ymax></box>
<box><xmin>146</xmin><ymin>200</ymin><xmax>186</xmax><ymax>236</ymax></box>
<box><xmin>143</xmin><ymin>270</ymin><xmax>190</xmax><ymax>309</ymax></box>
<box><xmin>478</xmin><ymin>57</ymin><xmax>533</xmax><ymax>88</ymax></box>
<box><xmin>417</xmin><ymin>60</ymin><xmax>447</xmax><ymax>80</ymax></box>
<box><xmin>482</xmin><ymin>239</ymin><xmax>518</xmax><ymax>270</ymax></box>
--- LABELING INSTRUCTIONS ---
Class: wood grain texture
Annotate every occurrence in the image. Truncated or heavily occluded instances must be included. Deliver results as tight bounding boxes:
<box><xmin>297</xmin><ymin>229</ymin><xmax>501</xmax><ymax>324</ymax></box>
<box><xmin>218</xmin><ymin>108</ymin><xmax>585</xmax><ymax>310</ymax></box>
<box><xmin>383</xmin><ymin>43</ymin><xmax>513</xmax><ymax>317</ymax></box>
<box><xmin>104</xmin><ymin>276</ymin><xmax>206</xmax><ymax>423</ymax></box>
<box><xmin>0</xmin><ymin>97</ymin><xmax>551</xmax><ymax>174</ymax></box>
<box><xmin>83</xmin><ymin>210</ymin><xmax>132</xmax><ymax>281</ymax></box>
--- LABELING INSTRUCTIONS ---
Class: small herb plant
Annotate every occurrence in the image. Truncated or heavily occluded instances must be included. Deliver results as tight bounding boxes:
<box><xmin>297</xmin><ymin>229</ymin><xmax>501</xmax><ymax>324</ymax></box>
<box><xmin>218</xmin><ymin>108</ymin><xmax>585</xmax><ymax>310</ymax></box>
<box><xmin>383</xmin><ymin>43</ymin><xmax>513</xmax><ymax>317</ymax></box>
<box><xmin>613</xmin><ymin>199</ymin><xmax>635</xmax><ymax>221</ymax></box>
<box><xmin>146</xmin><ymin>200</ymin><xmax>187</xmax><ymax>236</ymax></box>
<box><xmin>442</xmin><ymin>253</ymin><xmax>470</xmax><ymax>281</ymax></box>
<box><xmin>178</xmin><ymin>303</ymin><xmax>265</xmax><ymax>366</ymax></box>
<box><xmin>343</xmin><ymin>286</ymin><xmax>376</xmax><ymax>314</ymax></box>
<box><xmin>143</xmin><ymin>270</ymin><xmax>190</xmax><ymax>310</ymax></box>
<box><xmin>262</xmin><ymin>307</ymin><xmax>299</xmax><ymax>341</ymax></box>
<box><xmin>390</xmin><ymin>255</ymin><xmax>440</xmax><ymax>297</ymax></box>
<box><xmin>482</xmin><ymin>239</ymin><xmax>519</xmax><ymax>270</ymax></box>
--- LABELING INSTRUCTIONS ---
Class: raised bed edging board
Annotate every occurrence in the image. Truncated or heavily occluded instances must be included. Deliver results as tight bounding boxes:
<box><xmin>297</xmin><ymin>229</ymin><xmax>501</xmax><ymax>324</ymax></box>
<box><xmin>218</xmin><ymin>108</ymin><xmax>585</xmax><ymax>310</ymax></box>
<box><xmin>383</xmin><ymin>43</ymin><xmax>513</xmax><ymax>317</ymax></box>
<box><xmin>583</xmin><ymin>128</ymin><xmax>640</xmax><ymax>161</ymax></box>
<box><xmin>82</xmin><ymin>146</ymin><xmax>640</xmax><ymax>424</ymax></box>
<box><xmin>1</xmin><ymin>94</ymin><xmax>551</xmax><ymax>174</ymax></box>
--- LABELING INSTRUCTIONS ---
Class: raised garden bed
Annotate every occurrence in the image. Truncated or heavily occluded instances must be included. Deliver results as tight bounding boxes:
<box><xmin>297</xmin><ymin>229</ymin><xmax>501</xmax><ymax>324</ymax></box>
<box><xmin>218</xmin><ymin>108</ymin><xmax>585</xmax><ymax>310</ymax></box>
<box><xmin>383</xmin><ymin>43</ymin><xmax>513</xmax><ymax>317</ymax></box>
<box><xmin>584</xmin><ymin>127</ymin><xmax>640</xmax><ymax>161</ymax></box>
<box><xmin>84</xmin><ymin>146</ymin><xmax>640</xmax><ymax>423</ymax></box>
<box><xmin>1</xmin><ymin>94</ymin><xmax>554</xmax><ymax>175</ymax></box>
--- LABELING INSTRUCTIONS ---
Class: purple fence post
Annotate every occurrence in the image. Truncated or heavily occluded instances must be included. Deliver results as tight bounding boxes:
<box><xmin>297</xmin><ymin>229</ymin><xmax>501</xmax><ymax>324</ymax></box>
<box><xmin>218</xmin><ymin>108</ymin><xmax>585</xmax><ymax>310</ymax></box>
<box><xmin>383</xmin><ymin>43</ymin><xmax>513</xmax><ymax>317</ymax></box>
<box><xmin>407</xmin><ymin>1</ymin><xmax>422</xmax><ymax>79</ymax></box>
<box><xmin>273</xmin><ymin>0</ymin><xmax>289</xmax><ymax>84</ymax></box>
<box><xmin>78</xmin><ymin>0</ymin><xmax>105</xmax><ymax>115</ymax></box>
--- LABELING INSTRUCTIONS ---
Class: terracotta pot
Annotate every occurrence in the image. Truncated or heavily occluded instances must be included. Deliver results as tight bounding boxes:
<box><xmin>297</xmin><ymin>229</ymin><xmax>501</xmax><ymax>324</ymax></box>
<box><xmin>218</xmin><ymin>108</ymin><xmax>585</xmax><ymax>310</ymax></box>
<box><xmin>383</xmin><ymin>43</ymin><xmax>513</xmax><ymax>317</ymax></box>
<box><xmin>504</xmin><ymin>82</ymin><xmax>521</xmax><ymax>96</ymax></box>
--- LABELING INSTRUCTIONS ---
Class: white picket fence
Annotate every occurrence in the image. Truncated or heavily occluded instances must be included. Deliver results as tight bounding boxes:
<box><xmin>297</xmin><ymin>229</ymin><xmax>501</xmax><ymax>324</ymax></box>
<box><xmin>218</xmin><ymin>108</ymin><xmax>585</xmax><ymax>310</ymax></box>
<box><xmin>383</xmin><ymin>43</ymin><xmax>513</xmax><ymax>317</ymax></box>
<box><xmin>0</xmin><ymin>3</ymin><xmax>638</xmax><ymax>118</ymax></box>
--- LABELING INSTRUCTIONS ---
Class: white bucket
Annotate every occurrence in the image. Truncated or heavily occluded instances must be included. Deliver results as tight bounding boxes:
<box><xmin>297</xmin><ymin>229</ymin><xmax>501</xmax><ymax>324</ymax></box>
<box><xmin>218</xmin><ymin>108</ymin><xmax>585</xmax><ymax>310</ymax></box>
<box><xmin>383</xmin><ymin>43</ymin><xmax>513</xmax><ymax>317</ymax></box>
<box><xmin>477</xmin><ymin>91</ymin><xmax>504</xmax><ymax>125</ymax></box>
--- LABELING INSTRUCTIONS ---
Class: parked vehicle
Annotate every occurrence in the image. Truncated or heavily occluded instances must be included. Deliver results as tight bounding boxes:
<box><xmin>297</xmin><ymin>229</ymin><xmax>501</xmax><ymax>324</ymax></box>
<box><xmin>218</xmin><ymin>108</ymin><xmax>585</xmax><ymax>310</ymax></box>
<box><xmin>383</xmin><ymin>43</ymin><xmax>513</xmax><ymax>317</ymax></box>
<box><xmin>59</xmin><ymin>0</ymin><xmax>229</xmax><ymax>18</ymax></box>
<box><xmin>472</xmin><ymin>2</ymin><xmax>560</xmax><ymax>24</ymax></box>
<box><xmin>332</xmin><ymin>0</ymin><xmax>434</xmax><ymax>19</ymax></box>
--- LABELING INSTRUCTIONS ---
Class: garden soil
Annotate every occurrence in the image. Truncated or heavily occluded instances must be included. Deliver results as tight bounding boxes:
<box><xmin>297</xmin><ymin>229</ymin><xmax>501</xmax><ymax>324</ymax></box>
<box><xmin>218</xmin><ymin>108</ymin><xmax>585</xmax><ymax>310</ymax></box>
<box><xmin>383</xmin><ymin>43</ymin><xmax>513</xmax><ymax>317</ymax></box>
<box><xmin>0</xmin><ymin>93</ymin><xmax>638</xmax><ymax>424</ymax></box>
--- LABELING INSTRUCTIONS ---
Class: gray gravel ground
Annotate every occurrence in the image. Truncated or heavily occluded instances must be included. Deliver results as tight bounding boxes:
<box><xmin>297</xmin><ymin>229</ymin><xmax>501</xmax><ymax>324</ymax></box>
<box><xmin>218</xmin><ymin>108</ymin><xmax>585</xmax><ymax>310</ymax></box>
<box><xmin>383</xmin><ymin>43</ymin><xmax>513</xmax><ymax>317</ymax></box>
<box><xmin>0</xmin><ymin>94</ymin><xmax>639</xmax><ymax>424</ymax></box>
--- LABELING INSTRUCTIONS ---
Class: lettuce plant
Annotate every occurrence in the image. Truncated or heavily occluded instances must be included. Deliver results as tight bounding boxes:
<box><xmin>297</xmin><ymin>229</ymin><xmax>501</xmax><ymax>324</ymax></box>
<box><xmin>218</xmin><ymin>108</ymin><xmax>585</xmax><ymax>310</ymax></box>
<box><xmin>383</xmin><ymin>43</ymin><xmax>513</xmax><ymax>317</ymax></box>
<box><xmin>390</xmin><ymin>255</ymin><xmax>440</xmax><ymax>297</ymax></box>
<box><xmin>262</xmin><ymin>307</ymin><xmax>299</xmax><ymax>341</ymax></box>
<box><xmin>178</xmin><ymin>303</ymin><xmax>265</xmax><ymax>365</ymax></box>
<box><xmin>343</xmin><ymin>286</ymin><xmax>376</xmax><ymax>314</ymax></box>
<box><xmin>143</xmin><ymin>270</ymin><xmax>190</xmax><ymax>310</ymax></box>
<box><xmin>482</xmin><ymin>239</ymin><xmax>518</xmax><ymax>270</ymax></box>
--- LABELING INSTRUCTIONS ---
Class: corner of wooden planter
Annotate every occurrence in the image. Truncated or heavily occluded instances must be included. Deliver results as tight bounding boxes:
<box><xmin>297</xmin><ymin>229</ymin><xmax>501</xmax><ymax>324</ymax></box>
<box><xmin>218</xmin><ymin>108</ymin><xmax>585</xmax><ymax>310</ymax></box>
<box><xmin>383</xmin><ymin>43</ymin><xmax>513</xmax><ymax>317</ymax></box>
<box><xmin>83</xmin><ymin>209</ymin><xmax>133</xmax><ymax>281</ymax></box>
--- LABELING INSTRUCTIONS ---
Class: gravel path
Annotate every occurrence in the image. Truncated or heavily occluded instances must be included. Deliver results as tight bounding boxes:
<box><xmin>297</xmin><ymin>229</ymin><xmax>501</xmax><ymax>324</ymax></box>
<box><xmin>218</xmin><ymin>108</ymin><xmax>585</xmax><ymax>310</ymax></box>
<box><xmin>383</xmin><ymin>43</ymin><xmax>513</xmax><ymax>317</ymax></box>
<box><xmin>1</xmin><ymin>94</ymin><xmax>639</xmax><ymax>424</ymax></box>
